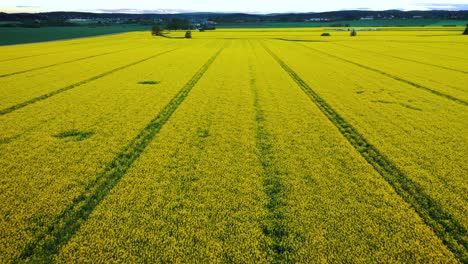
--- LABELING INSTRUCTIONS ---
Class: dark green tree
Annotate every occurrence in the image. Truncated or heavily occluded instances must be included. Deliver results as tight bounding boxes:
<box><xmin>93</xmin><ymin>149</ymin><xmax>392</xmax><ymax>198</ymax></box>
<box><xmin>151</xmin><ymin>25</ymin><xmax>163</xmax><ymax>36</ymax></box>
<box><xmin>185</xmin><ymin>31</ymin><xmax>192</xmax><ymax>38</ymax></box>
<box><xmin>167</xmin><ymin>18</ymin><xmax>192</xmax><ymax>30</ymax></box>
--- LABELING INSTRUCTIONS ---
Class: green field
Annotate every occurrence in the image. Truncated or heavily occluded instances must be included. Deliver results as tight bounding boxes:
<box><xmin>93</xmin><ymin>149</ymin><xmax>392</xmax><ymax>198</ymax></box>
<box><xmin>0</xmin><ymin>25</ymin><xmax>151</xmax><ymax>46</ymax></box>
<box><xmin>1</xmin><ymin>19</ymin><xmax>467</xmax><ymax>46</ymax></box>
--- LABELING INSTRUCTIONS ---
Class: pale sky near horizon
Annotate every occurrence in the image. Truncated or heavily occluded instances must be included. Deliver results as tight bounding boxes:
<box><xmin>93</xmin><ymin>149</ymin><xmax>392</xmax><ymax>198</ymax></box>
<box><xmin>2</xmin><ymin>0</ymin><xmax>468</xmax><ymax>13</ymax></box>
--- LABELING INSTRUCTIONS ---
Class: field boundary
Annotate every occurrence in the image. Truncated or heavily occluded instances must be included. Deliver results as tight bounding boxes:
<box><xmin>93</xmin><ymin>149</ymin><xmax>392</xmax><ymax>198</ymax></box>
<box><xmin>333</xmin><ymin>42</ymin><xmax>468</xmax><ymax>74</ymax></box>
<box><xmin>293</xmin><ymin>41</ymin><xmax>468</xmax><ymax>106</ymax></box>
<box><xmin>16</xmin><ymin>42</ymin><xmax>226</xmax><ymax>262</ymax></box>
<box><xmin>262</xmin><ymin>42</ymin><xmax>467</xmax><ymax>262</ymax></box>
<box><xmin>0</xmin><ymin>48</ymin><xmax>178</xmax><ymax>116</ymax></box>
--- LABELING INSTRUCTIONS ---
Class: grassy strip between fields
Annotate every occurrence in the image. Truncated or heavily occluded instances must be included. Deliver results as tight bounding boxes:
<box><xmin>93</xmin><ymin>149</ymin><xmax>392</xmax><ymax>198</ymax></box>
<box><xmin>263</xmin><ymin>43</ymin><xmax>468</xmax><ymax>263</ymax></box>
<box><xmin>249</xmin><ymin>63</ymin><xmax>294</xmax><ymax>261</ymax></box>
<box><xmin>332</xmin><ymin>42</ymin><xmax>468</xmax><ymax>75</ymax></box>
<box><xmin>0</xmin><ymin>48</ymin><xmax>178</xmax><ymax>116</ymax></box>
<box><xmin>0</xmin><ymin>44</ymin><xmax>147</xmax><ymax>78</ymax></box>
<box><xmin>16</xmin><ymin>43</ymin><xmax>226</xmax><ymax>262</ymax></box>
<box><xmin>292</xmin><ymin>41</ymin><xmax>468</xmax><ymax>107</ymax></box>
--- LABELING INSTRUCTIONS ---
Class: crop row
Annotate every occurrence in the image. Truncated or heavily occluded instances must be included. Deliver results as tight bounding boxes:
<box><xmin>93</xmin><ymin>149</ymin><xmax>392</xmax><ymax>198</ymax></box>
<box><xmin>333</xmin><ymin>42</ymin><xmax>467</xmax><ymax>74</ymax></box>
<box><xmin>0</xmin><ymin>48</ymin><xmax>180</xmax><ymax>116</ymax></box>
<box><xmin>0</xmin><ymin>37</ymin><xmax>191</xmax><ymax>110</ymax></box>
<box><xmin>0</xmin><ymin>44</ymin><xmax>153</xmax><ymax>78</ymax></box>
<box><xmin>296</xmin><ymin>42</ymin><xmax>467</xmax><ymax>105</ymax></box>
<box><xmin>264</xmin><ymin>39</ymin><xmax>468</xmax><ymax>234</ymax></box>
<box><xmin>52</xmin><ymin>39</ymin><xmax>455</xmax><ymax>262</ymax></box>
<box><xmin>263</xmin><ymin>40</ymin><xmax>467</xmax><ymax>261</ymax></box>
<box><xmin>56</xmin><ymin>40</ymin><xmax>269</xmax><ymax>262</ymax></box>
<box><xmin>0</xmin><ymin>32</ymin><xmax>154</xmax><ymax>65</ymax></box>
<box><xmin>0</xmin><ymin>40</ymin><xmax>225</xmax><ymax>263</ymax></box>
<box><xmin>19</xmin><ymin>42</ymin><xmax>227</xmax><ymax>262</ymax></box>
<box><xmin>0</xmin><ymin>32</ymin><xmax>465</xmax><ymax>262</ymax></box>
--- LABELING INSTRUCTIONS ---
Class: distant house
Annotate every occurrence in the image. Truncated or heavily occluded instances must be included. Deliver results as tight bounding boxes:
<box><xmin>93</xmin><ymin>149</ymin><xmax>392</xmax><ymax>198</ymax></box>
<box><xmin>360</xmin><ymin>16</ymin><xmax>374</xmax><ymax>20</ymax></box>
<box><xmin>308</xmin><ymin>18</ymin><xmax>329</xmax><ymax>22</ymax></box>
<box><xmin>196</xmin><ymin>20</ymin><xmax>217</xmax><ymax>30</ymax></box>
<box><xmin>67</xmin><ymin>19</ymin><xmax>92</xmax><ymax>23</ymax></box>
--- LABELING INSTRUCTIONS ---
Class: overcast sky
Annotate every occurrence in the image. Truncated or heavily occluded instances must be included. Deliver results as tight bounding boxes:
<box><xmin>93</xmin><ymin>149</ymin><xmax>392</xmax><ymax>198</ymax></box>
<box><xmin>2</xmin><ymin>0</ymin><xmax>468</xmax><ymax>13</ymax></box>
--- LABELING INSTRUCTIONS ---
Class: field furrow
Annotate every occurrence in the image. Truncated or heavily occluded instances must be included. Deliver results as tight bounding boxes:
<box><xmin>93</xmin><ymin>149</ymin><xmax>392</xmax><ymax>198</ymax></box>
<box><xmin>0</xmin><ymin>48</ymin><xmax>178</xmax><ymax>115</ymax></box>
<box><xmin>0</xmin><ymin>44</ymin><xmax>152</xmax><ymax>78</ymax></box>
<box><xmin>0</xmin><ymin>32</ymin><xmax>154</xmax><ymax>67</ymax></box>
<box><xmin>0</xmin><ymin>40</ymin><xmax>224</xmax><ymax>263</ymax></box>
<box><xmin>264</xmin><ymin>39</ymin><xmax>468</xmax><ymax>233</ymax></box>
<box><xmin>297</xmin><ymin>43</ymin><xmax>468</xmax><ymax>105</ymax></box>
<box><xmin>56</xmin><ymin>40</ymin><xmax>270</xmax><ymax>262</ymax></box>
<box><xmin>18</xmin><ymin>43</ymin><xmax>226</xmax><ymax>262</ymax></box>
<box><xmin>0</xmin><ymin>37</ymin><xmax>190</xmax><ymax>110</ymax></box>
<box><xmin>1</xmin><ymin>27</ymin><xmax>466</xmax><ymax>262</ymax></box>
<box><xmin>263</xmin><ymin>43</ymin><xmax>467</xmax><ymax>261</ymax></box>
<box><xmin>394</xmin><ymin>42</ymin><xmax>468</xmax><ymax>60</ymax></box>
<box><xmin>249</xmin><ymin>59</ymin><xmax>291</xmax><ymax>261</ymax></box>
<box><xmin>251</xmin><ymin>39</ymin><xmax>456</xmax><ymax>262</ymax></box>
<box><xmin>319</xmin><ymin>40</ymin><xmax>468</xmax><ymax>87</ymax></box>
<box><xmin>334</xmin><ymin>42</ymin><xmax>468</xmax><ymax>74</ymax></box>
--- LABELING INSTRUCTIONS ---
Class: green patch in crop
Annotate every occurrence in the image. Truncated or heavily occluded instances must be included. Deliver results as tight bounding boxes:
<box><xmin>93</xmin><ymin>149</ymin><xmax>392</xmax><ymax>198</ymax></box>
<box><xmin>371</xmin><ymin>100</ymin><xmax>422</xmax><ymax>111</ymax></box>
<box><xmin>399</xmin><ymin>103</ymin><xmax>422</xmax><ymax>111</ymax></box>
<box><xmin>356</xmin><ymin>91</ymin><xmax>365</xmax><ymax>94</ymax></box>
<box><xmin>196</xmin><ymin>128</ymin><xmax>210</xmax><ymax>138</ymax></box>
<box><xmin>372</xmin><ymin>100</ymin><xmax>394</xmax><ymax>104</ymax></box>
<box><xmin>138</xmin><ymin>81</ymin><xmax>160</xmax><ymax>85</ymax></box>
<box><xmin>54</xmin><ymin>129</ymin><xmax>94</xmax><ymax>141</ymax></box>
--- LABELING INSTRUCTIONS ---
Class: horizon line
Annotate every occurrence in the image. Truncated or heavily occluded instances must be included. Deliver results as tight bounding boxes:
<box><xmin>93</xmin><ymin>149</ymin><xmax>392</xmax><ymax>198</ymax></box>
<box><xmin>3</xmin><ymin>8</ymin><xmax>468</xmax><ymax>15</ymax></box>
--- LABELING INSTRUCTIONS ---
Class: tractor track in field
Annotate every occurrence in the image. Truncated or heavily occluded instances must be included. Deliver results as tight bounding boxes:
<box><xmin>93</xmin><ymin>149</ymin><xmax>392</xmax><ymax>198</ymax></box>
<box><xmin>0</xmin><ymin>48</ymin><xmax>178</xmax><ymax>116</ymax></box>
<box><xmin>0</xmin><ymin>44</ymin><xmax>152</xmax><ymax>78</ymax></box>
<box><xmin>0</xmin><ymin>54</ymin><xmax>51</xmax><ymax>63</ymax></box>
<box><xmin>0</xmin><ymin>49</ymin><xmax>101</xmax><ymax>63</ymax></box>
<box><xmin>292</xmin><ymin>42</ymin><xmax>468</xmax><ymax>106</ymax></box>
<box><xmin>332</xmin><ymin>42</ymin><xmax>468</xmax><ymax>74</ymax></box>
<box><xmin>248</xmin><ymin>44</ymin><xmax>295</xmax><ymax>262</ymax></box>
<box><xmin>0</xmin><ymin>38</ymin><xmax>149</xmax><ymax>63</ymax></box>
<box><xmin>0</xmin><ymin>50</ymin><xmax>96</xmax><ymax>64</ymax></box>
<box><xmin>262</xmin><ymin>43</ymin><xmax>467</xmax><ymax>263</ymax></box>
<box><xmin>16</xmin><ymin>43</ymin><xmax>227</xmax><ymax>263</ymax></box>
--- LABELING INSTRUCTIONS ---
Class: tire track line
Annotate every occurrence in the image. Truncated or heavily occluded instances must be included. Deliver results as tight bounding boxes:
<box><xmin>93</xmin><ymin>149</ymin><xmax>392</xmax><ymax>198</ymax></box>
<box><xmin>293</xmin><ymin>42</ymin><xmax>468</xmax><ymax>106</ymax></box>
<box><xmin>0</xmin><ymin>44</ymin><xmax>153</xmax><ymax>78</ymax></box>
<box><xmin>0</xmin><ymin>48</ymin><xmax>178</xmax><ymax>116</ymax></box>
<box><xmin>0</xmin><ymin>54</ymin><xmax>48</xmax><ymax>63</ymax></box>
<box><xmin>333</xmin><ymin>42</ymin><xmax>468</xmax><ymax>74</ymax></box>
<box><xmin>16</xmin><ymin>43</ymin><xmax>227</xmax><ymax>262</ymax></box>
<box><xmin>262</xmin><ymin>43</ymin><xmax>467</xmax><ymax>263</ymax></box>
<box><xmin>0</xmin><ymin>38</ymin><xmax>148</xmax><ymax>63</ymax></box>
<box><xmin>248</xmin><ymin>41</ymin><xmax>294</xmax><ymax>262</ymax></box>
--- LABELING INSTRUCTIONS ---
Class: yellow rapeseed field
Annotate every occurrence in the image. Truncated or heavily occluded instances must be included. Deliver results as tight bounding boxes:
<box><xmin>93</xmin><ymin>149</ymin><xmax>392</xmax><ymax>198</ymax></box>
<box><xmin>0</xmin><ymin>28</ymin><xmax>467</xmax><ymax>262</ymax></box>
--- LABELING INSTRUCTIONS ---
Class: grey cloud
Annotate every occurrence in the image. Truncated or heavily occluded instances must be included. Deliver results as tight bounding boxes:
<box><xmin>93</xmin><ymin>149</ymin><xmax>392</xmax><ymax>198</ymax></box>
<box><xmin>16</xmin><ymin>6</ymin><xmax>41</xmax><ymax>8</ymax></box>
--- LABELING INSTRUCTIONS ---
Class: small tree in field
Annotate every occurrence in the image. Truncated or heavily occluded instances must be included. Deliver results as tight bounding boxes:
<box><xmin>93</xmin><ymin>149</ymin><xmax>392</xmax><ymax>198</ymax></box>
<box><xmin>185</xmin><ymin>31</ymin><xmax>192</xmax><ymax>38</ymax></box>
<box><xmin>350</xmin><ymin>29</ymin><xmax>357</xmax><ymax>36</ymax></box>
<box><xmin>321</xmin><ymin>33</ymin><xmax>331</xmax><ymax>36</ymax></box>
<box><xmin>463</xmin><ymin>26</ymin><xmax>468</xmax><ymax>35</ymax></box>
<box><xmin>152</xmin><ymin>25</ymin><xmax>163</xmax><ymax>36</ymax></box>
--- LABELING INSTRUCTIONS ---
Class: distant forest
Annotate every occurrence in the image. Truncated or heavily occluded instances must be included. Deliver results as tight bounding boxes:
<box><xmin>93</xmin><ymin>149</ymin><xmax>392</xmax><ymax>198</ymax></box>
<box><xmin>1</xmin><ymin>10</ymin><xmax>467</xmax><ymax>28</ymax></box>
